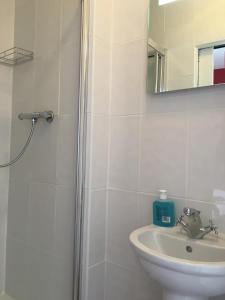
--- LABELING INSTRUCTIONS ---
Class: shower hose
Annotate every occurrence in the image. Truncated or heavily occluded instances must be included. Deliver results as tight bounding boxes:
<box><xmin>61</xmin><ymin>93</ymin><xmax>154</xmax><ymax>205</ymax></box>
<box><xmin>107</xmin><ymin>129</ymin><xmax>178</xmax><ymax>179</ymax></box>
<box><xmin>0</xmin><ymin>119</ymin><xmax>36</xmax><ymax>168</ymax></box>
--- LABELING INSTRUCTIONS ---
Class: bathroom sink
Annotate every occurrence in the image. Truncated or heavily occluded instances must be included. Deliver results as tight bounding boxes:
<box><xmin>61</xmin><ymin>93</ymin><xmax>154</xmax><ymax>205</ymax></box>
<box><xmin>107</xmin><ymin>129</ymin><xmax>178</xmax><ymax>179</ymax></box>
<box><xmin>130</xmin><ymin>225</ymin><xmax>225</xmax><ymax>300</ymax></box>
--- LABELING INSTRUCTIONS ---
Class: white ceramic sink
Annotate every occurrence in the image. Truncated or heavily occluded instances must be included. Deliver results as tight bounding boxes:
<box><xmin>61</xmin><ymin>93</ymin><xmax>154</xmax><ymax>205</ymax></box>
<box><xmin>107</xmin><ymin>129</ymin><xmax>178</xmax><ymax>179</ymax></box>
<box><xmin>130</xmin><ymin>225</ymin><xmax>225</xmax><ymax>300</ymax></box>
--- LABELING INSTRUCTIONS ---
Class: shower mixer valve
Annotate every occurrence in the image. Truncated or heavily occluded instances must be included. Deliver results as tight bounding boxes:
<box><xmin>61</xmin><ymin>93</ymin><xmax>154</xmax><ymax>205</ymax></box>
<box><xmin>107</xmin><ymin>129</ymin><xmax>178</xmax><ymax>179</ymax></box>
<box><xmin>18</xmin><ymin>111</ymin><xmax>54</xmax><ymax>123</ymax></box>
<box><xmin>0</xmin><ymin>110</ymin><xmax>55</xmax><ymax>168</ymax></box>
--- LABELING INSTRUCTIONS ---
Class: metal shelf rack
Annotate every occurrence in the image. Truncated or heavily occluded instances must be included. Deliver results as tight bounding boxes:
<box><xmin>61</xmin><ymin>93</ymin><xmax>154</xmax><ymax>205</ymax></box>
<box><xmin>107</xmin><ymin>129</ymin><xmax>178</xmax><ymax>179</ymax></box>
<box><xmin>0</xmin><ymin>47</ymin><xmax>33</xmax><ymax>66</ymax></box>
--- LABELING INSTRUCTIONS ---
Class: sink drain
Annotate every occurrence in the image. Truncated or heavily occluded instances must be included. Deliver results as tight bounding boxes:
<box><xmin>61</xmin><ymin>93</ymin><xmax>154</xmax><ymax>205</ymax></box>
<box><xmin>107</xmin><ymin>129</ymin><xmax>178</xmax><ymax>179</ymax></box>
<box><xmin>186</xmin><ymin>245</ymin><xmax>192</xmax><ymax>253</ymax></box>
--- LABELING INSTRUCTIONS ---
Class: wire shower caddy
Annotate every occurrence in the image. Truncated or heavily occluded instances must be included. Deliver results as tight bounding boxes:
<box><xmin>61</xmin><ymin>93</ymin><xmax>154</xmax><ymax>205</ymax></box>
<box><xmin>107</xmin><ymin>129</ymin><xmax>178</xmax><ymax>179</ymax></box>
<box><xmin>0</xmin><ymin>47</ymin><xmax>34</xmax><ymax>66</ymax></box>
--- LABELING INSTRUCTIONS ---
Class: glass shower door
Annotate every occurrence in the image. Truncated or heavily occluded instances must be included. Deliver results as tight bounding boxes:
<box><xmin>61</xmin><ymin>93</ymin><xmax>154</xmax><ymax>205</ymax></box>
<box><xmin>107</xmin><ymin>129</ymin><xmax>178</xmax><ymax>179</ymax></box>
<box><xmin>0</xmin><ymin>0</ymin><xmax>82</xmax><ymax>300</ymax></box>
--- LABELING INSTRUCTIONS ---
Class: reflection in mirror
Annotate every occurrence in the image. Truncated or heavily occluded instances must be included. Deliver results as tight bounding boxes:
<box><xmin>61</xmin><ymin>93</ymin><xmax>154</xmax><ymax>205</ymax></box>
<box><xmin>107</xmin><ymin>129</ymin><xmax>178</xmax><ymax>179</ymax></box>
<box><xmin>148</xmin><ymin>0</ymin><xmax>225</xmax><ymax>93</ymax></box>
<box><xmin>147</xmin><ymin>42</ymin><xmax>165</xmax><ymax>93</ymax></box>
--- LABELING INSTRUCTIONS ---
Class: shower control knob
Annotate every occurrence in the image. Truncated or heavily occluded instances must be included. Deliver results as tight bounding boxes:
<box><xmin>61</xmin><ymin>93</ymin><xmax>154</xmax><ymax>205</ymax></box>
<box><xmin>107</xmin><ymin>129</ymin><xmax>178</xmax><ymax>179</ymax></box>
<box><xmin>18</xmin><ymin>111</ymin><xmax>54</xmax><ymax>123</ymax></box>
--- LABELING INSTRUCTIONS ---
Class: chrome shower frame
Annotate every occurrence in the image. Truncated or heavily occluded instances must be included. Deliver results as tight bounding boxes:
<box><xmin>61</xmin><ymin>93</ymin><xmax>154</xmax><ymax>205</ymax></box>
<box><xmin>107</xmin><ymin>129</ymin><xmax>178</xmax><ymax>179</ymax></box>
<box><xmin>73</xmin><ymin>0</ymin><xmax>89</xmax><ymax>299</ymax></box>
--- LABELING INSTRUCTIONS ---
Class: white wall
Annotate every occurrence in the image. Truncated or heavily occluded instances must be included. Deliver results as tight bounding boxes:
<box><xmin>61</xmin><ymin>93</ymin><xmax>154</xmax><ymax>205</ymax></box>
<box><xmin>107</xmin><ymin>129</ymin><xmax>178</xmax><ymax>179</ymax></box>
<box><xmin>0</xmin><ymin>0</ymin><xmax>15</xmax><ymax>292</ymax></box>
<box><xmin>5</xmin><ymin>0</ymin><xmax>81</xmax><ymax>299</ymax></box>
<box><xmin>86</xmin><ymin>0</ymin><xmax>225</xmax><ymax>300</ymax></box>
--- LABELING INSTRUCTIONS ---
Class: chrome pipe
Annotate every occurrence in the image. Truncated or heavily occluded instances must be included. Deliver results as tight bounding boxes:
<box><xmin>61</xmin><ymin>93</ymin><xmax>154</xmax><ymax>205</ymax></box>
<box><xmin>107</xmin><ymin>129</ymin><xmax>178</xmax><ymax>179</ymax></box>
<box><xmin>18</xmin><ymin>111</ymin><xmax>54</xmax><ymax>123</ymax></box>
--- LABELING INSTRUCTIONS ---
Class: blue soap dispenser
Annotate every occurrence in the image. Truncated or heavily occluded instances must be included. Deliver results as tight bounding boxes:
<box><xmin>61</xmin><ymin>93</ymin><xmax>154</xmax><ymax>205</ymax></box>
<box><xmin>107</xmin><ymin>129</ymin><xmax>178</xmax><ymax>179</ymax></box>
<box><xmin>153</xmin><ymin>189</ymin><xmax>175</xmax><ymax>227</ymax></box>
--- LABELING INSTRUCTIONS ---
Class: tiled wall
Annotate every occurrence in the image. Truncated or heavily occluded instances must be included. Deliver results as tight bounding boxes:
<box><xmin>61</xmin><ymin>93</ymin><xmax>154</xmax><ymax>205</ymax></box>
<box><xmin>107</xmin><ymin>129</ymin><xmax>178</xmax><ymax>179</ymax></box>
<box><xmin>85</xmin><ymin>0</ymin><xmax>225</xmax><ymax>300</ymax></box>
<box><xmin>5</xmin><ymin>0</ymin><xmax>81</xmax><ymax>299</ymax></box>
<box><xmin>105</xmin><ymin>1</ymin><xmax>162</xmax><ymax>299</ymax></box>
<box><xmin>84</xmin><ymin>0</ymin><xmax>112</xmax><ymax>299</ymax></box>
<box><xmin>0</xmin><ymin>0</ymin><xmax>15</xmax><ymax>292</ymax></box>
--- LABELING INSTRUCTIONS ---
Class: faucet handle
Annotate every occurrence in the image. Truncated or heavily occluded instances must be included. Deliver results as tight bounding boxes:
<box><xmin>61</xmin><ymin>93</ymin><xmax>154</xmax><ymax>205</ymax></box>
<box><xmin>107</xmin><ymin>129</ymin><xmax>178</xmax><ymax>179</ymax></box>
<box><xmin>183</xmin><ymin>207</ymin><xmax>200</xmax><ymax>216</ymax></box>
<box><xmin>209</xmin><ymin>219</ymin><xmax>219</xmax><ymax>236</ymax></box>
<box><xmin>176</xmin><ymin>215</ymin><xmax>183</xmax><ymax>226</ymax></box>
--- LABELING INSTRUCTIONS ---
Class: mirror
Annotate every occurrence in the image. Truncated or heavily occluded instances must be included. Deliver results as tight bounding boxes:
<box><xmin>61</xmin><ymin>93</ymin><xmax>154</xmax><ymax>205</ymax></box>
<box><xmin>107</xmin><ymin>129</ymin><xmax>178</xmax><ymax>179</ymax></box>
<box><xmin>147</xmin><ymin>0</ymin><xmax>225</xmax><ymax>93</ymax></box>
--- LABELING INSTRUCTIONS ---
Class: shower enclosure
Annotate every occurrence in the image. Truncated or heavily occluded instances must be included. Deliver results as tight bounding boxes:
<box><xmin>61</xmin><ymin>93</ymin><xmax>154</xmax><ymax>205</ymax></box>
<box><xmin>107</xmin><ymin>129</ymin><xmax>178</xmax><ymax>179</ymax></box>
<box><xmin>0</xmin><ymin>0</ymin><xmax>83</xmax><ymax>299</ymax></box>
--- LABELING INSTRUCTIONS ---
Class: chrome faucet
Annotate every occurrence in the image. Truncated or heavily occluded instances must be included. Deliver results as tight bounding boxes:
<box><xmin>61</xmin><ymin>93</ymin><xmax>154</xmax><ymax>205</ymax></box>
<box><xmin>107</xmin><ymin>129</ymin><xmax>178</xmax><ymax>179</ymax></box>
<box><xmin>177</xmin><ymin>208</ymin><xmax>218</xmax><ymax>239</ymax></box>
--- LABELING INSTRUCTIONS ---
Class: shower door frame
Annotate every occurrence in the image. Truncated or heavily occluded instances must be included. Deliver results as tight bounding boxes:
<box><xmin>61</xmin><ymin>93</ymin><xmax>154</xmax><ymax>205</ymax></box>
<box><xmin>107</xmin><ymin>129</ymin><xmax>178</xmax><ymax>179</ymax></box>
<box><xmin>73</xmin><ymin>0</ymin><xmax>90</xmax><ymax>299</ymax></box>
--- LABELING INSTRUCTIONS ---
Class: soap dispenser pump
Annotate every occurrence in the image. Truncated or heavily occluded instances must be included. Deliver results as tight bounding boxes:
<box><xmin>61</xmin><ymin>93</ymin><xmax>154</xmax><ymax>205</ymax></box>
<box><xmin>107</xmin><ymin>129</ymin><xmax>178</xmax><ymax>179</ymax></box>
<box><xmin>153</xmin><ymin>189</ymin><xmax>175</xmax><ymax>227</ymax></box>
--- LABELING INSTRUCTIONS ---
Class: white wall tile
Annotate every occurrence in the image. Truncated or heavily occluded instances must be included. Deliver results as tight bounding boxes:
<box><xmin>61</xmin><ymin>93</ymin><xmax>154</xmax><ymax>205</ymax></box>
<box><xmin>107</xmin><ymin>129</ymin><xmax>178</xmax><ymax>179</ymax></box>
<box><xmin>0</xmin><ymin>174</ymin><xmax>9</xmax><ymax>292</ymax></box>
<box><xmin>25</xmin><ymin>248</ymin><xmax>54</xmax><ymax>300</ymax></box>
<box><xmin>34</xmin><ymin>0</ymin><xmax>61</xmax><ymax>58</ymax></box>
<box><xmin>0</xmin><ymin>0</ymin><xmax>15</xmax><ymax>51</ymax></box>
<box><xmin>87</xmin><ymin>262</ymin><xmax>105</xmax><ymax>300</ymax></box>
<box><xmin>34</xmin><ymin>54</ymin><xmax>60</xmax><ymax>113</ymax></box>
<box><xmin>5</xmin><ymin>238</ymin><xmax>29</xmax><ymax>300</ymax></box>
<box><xmin>93</xmin><ymin>0</ymin><xmax>112</xmax><ymax>44</ymax></box>
<box><xmin>31</xmin><ymin>116</ymin><xmax>59</xmax><ymax>184</ymax></box>
<box><xmin>109</xmin><ymin>116</ymin><xmax>139</xmax><ymax>190</ymax></box>
<box><xmin>136</xmin><ymin>266</ymin><xmax>162</xmax><ymax>300</ymax></box>
<box><xmin>0</xmin><ymin>68</ymin><xmax>14</xmax><ymax>101</ymax></box>
<box><xmin>7</xmin><ymin>178</ymin><xmax>29</xmax><ymax>242</ymax></box>
<box><xmin>59</xmin><ymin>42</ymin><xmax>80</xmax><ymax>116</ymax></box>
<box><xmin>53</xmin><ymin>185</ymin><xmax>75</xmax><ymax>259</ymax></box>
<box><xmin>105</xmin><ymin>262</ymin><xmax>137</xmax><ymax>300</ymax></box>
<box><xmin>50</xmin><ymin>256</ymin><xmax>74</xmax><ymax>300</ymax></box>
<box><xmin>0</xmin><ymin>115</ymin><xmax>12</xmax><ymax>165</ymax></box>
<box><xmin>17</xmin><ymin>248</ymin><xmax>73</xmax><ymax>300</ymax></box>
<box><xmin>61</xmin><ymin>0</ymin><xmax>81</xmax><ymax>46</ymax></box>
<box><xmin>91</xmin><ymin>115</ymin><xmax>109</xmax><ymax>189</ymax></box>
<box><xmin>92</xmin><ymin>38</ymin><xmax>111</xmax><ymax>114</ymax></box>
<box><xmin>142</xmin><ymin>90</ymin><xmax>188</xmax><ymax>115</ymax></box>
<box><xmin>14</xmin><ymin>0</ymin><xmax>35</xmax><ymax>50</ymax></box>
<box><xmin>112</xmin><ymin>0</ymin><xmax>148</xmax><ymax>45</ymax></box>
<box><xmin>188</xmin><ymin>110</ymin><xmax>225</xmax><ymax>202</ymax></box>
<box><xmin>27</xmin><ymin>182</ymin><xmax>55</xmax><ymax>253</ymax></box>
<box><xmin>107</xmin><ymin>189</ymin><xmax>139</xmax><ymax>270</ymax></box>
<box><xmin>88</xmin><ymin>190</ymin><xmax>106</xmax><ymax>266</ymax></box>
<box><xmin>186</xmin><ymin>86</ymin><xmax>225</xmax><ymax>112</ymax></box>
<box><xmin>139</xmin><ymin>113</ymin><xmax>187</xmax><ymax>197</ymax></box>
<box><xmin>138</xmin><ymin>193</ymin><xmax>154</xmax><ymax>227</ymax></box>
<box><xmin>111</xmin><ymin>41</ymin><xmax>143</xmax><ymax>115</ymax></box>
<box><xmin>56</xmin><ymin>115</ymin><xmax>77</xmax><ymax>185</ymax></box>
<box><xmin>7</xmin><ymin>188</ymin><xmax>75</xmax><ymax>300</ymax></box>
<box><xmin>11</xmin><ymin>63</ymin><xmax>35</xmax><ymax>117</ymax></box>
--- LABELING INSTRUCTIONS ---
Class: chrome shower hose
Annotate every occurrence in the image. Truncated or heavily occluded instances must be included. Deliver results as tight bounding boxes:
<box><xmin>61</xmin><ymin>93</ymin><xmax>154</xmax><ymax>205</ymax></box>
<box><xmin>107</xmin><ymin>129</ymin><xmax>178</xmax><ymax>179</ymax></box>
<box><xmin>0</xmin><ymin>111</ymin><xmax>54</xmax><ymax>168</ymax></box>
<box><xmin>0</xmin><ymin>119</ymin><xmax>36</xmax><ymax>168</ymax></box>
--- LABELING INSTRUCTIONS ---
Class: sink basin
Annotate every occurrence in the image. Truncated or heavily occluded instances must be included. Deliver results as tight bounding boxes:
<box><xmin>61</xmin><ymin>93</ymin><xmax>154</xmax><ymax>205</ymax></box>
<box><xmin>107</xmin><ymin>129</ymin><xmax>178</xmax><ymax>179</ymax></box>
<box><xmin>129</xmin><ymin>225</ymin><xmax>225</xmax><ymax>300</ymax></box>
